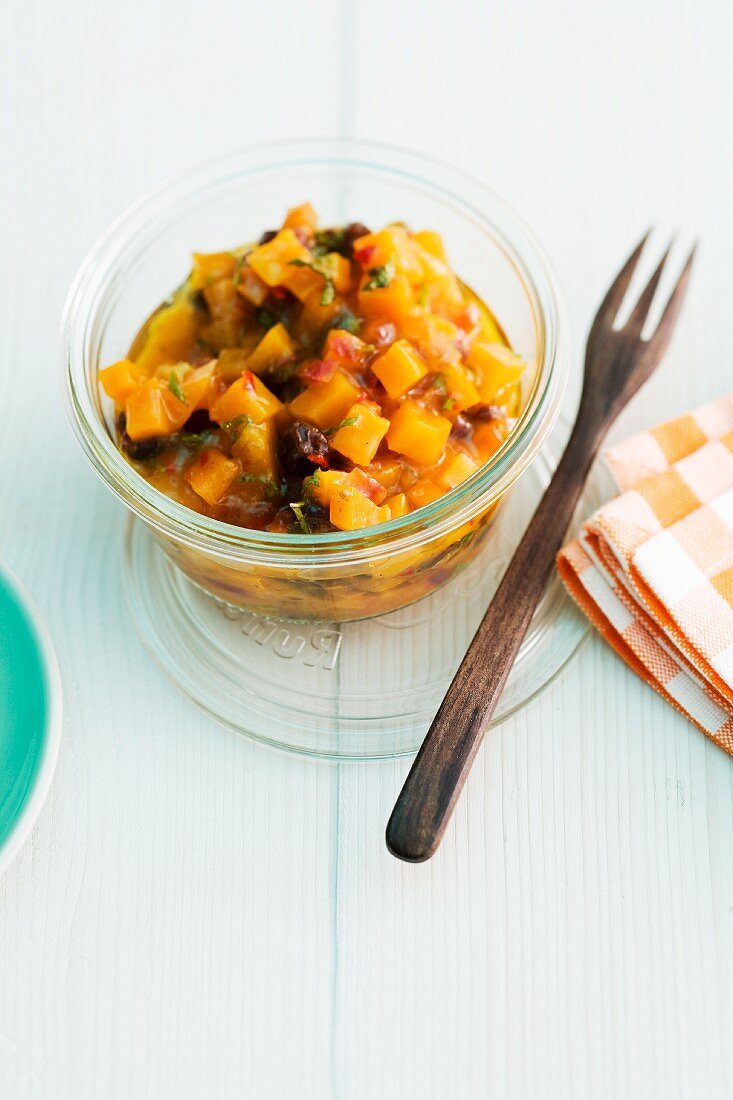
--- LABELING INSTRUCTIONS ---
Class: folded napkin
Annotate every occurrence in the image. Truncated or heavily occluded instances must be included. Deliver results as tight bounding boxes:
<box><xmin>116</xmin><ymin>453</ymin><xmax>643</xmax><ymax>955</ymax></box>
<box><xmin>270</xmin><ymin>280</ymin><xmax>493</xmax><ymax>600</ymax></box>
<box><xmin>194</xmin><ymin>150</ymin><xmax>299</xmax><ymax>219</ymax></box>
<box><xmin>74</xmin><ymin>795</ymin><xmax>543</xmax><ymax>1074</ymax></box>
<box><xmin>557</xmin><ymin>393</ymin><xmax>733</xmax><ymax>755</ymax></box>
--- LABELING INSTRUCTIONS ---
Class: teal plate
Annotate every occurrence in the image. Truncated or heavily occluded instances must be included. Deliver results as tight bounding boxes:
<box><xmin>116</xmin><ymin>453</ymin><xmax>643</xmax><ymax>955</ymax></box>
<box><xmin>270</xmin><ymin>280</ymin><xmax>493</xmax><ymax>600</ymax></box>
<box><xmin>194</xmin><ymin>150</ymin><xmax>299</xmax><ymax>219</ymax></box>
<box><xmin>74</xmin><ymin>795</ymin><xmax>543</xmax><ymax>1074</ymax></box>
<box><xmin>0</xmin><ymin>563</ymin><xmax>61</xmax><ymax>874</ymax></box>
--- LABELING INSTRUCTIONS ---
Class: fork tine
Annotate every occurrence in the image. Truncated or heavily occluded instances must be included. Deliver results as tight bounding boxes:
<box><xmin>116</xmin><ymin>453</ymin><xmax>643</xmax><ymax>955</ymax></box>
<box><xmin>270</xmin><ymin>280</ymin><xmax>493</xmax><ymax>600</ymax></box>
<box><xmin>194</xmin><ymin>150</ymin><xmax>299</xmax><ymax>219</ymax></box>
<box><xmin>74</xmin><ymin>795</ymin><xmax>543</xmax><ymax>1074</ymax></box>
<box><xmin>591</xmin><ymin>230</ymin><xmax>651</xmax><ymax>332</ymax></box>
<box><xmin>623</xmin><ymin>241</ymin><xmax>673</xmax><ymax>338</ymax></box>
<box><xmin>643</xmin><ymin>243</ymin><xmax>698</xmax><ymax>362</ymax></box>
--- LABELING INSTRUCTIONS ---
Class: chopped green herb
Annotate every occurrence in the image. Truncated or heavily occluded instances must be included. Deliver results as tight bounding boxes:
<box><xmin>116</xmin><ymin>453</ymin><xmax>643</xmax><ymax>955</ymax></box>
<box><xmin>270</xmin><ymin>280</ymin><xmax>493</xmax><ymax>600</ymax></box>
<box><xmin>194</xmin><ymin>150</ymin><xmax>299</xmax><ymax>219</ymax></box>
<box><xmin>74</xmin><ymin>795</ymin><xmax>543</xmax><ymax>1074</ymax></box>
<box><xmin>289</xmin><ymin>257</ymin><xmax>335</xmax><ymax>306</ymax></box>
<box><xmin>180</xmin><ymin>432</ymin><xmax>207</xmax><ymax>449</ymax></box>
<box><xmin>418</xmin><ymin>284</ymin><xmax>429</xmax><ymax>308</ymax></box>
<box><xmin>329</xmin><ymin>307</ymin><xmax>361</xmax><ymax>334</ymax></box>
<box><xmin>442</xmin><ymin>397</ymin><xmax>456</xmax><ymax>410</ymax></box>
<box><xmin>326</xmin><ymin>415</ymin><xmax>359</xmax><ymax>437</ymax></box>
<box><xmin>364</xmin><ymin>257</ymin><xmax>395</xmax><ymax>291</ymax></box>
<box><xmin>222</xmin><ymin>414</ymin><xmax>252</xmax><ymax>440</ymax></box>
<box><xmin>289</xmin><ymin>501</ymin><xmax>311</xmax><ymax>534</ymax></box>
<box><xmin>313</xmin><ymin>227</ymin><xmax>346</xmax><ymax>256</ymax></box>
<box><xmin>168</xmin><ymin>373</ymin><xmax>188</xmax><ymax>405</ymax></box>
<box><xmin>255</xmin><ymin>308</ymin><xmax>277</xmax><ymax>330</ymax></box>
<box><xmin>431</xmin><ymin>373</ymin><xmax>448</xmax><ymax>394</ymax></box>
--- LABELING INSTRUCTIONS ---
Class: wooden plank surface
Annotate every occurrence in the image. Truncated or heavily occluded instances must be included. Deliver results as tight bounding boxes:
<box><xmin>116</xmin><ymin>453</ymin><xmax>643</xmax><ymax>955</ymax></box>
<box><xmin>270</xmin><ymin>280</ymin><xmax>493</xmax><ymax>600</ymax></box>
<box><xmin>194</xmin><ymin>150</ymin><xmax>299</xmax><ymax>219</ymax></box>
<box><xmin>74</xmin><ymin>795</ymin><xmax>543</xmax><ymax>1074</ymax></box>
<box><xmin>1</xmin><ymin>1</ymin><xmax>732</xmax><ymax>1096</ymax></box>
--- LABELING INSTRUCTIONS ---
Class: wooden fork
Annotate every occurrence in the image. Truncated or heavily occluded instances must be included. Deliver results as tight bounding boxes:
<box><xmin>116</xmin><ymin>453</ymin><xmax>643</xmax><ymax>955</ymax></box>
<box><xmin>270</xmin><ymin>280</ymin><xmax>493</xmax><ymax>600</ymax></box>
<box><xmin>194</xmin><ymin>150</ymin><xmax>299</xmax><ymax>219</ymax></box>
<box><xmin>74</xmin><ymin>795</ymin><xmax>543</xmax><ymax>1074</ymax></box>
<box><xmin>387</xmin><ymin>232</ymin><xmax>697</xmax><ymax>863</ymax></box>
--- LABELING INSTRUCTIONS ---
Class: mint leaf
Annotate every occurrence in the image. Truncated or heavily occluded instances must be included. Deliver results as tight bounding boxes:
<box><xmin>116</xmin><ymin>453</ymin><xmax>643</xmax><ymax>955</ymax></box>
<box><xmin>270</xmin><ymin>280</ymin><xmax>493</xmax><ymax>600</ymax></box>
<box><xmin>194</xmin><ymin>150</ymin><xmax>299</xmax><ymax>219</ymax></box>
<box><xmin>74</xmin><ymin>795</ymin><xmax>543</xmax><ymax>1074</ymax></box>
<box><xmin>289</xmin><ymin>501</ymin><xmax>311</xmax><ymax>533</ymax></box>
<box><xmin>364</xmin><ymin>257</ymin><xmax>395</xmax><ymax>291</ymax></box>
<box><xmin>168</xmin><ymin>373</ymin><xmax>188</xmax><ymax>405</ymax></box>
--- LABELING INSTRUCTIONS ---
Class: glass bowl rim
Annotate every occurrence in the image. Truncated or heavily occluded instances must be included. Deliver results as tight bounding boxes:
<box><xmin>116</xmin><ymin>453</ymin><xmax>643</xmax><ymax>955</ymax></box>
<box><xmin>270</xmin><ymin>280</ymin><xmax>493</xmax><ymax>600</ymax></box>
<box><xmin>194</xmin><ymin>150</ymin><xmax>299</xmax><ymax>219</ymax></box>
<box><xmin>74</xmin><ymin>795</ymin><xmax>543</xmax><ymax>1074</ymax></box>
<box><xmin>63</xmin><ymin>137</ymin><xmax>570</xmax><ymax>566</ymax></box>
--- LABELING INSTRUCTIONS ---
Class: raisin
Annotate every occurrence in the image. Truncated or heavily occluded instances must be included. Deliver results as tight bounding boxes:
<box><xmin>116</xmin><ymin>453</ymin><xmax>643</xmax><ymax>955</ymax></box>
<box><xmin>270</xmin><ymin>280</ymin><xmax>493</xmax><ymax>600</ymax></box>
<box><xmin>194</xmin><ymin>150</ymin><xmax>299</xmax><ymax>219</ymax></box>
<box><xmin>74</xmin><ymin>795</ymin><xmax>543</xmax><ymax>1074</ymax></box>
<box><xmin>279</xmin><ymin>421</ymin><xmax>330</xmax><ymax>475</ymax></box>
<box><xmin>341</xmin><ymin>222</ymin><xmax>371</xmax><ymax>258</ymax></box>
<box><xmin>190</xmin><ymin>289</ymin><xmax>208</xmax><ymax>314</ymax></box>
<box><xmin>450</xmin><ymin>414</ymin><xmax>471</xmax><ymax>440</ymax></box>
<box><xmin>465</xmin><ymin>403</ymin><xmax>503</xmax><ymax>421</ymax></box>
<box><xmin>117</xmin><ymin>414</ymin><xmax>162</xmax><ymax>462</ymax></box>
<box><xmin>182</xmin><ymin>409</ymin><xmax>216</xmax><ymax>434</ymax></box>
<box><xmin>258</xmin><ymin>229</ymin><xmax>277</xmax><ymax>245</ymax></box>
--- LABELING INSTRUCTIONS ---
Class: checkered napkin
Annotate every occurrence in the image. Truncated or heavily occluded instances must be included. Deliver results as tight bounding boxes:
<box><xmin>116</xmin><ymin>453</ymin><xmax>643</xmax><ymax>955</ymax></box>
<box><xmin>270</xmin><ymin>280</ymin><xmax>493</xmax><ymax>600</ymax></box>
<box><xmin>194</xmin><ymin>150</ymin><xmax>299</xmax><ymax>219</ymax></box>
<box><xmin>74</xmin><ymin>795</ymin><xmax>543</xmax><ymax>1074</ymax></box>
<box><xmin>557</xmin><ymin>393</ymin><xmax>733</xmax><ymax>754</ymax></box>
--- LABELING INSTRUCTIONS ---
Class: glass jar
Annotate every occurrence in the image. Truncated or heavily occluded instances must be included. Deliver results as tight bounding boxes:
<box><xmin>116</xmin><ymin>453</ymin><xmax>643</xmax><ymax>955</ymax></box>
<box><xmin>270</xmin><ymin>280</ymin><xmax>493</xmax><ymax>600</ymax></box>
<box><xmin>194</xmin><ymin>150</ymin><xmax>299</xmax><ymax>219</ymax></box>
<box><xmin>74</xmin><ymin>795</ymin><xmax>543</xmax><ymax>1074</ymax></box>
<box><xmin>63</xmin><ymin>139</ymin><xmax>569</xmax><ymax>623</ymax></box>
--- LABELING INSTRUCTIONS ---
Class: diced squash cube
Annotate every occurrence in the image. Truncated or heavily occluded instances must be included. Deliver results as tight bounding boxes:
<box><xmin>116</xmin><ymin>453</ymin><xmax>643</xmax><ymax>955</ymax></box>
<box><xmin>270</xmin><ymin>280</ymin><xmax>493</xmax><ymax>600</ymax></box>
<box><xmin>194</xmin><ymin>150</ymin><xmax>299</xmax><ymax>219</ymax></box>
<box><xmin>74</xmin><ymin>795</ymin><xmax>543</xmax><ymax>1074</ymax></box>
<box><xmin>386</xmin><ymin>399</ymin><xmax>452</xmax><ymax>466</ymax></box>
<box><xmin>412</xmin><ymin>230</ymin><xmax>448</xmax><ymax>264</ymax></box>
<box><xmin>282</xmin><ymin>202</ymin><xmax>318</xmax><ymax>234</ymax></box>
<box><xmin>232</xmin><ymin>419</ymin><xmax>278</xmax><ymax>479</ymax></box>
<box><xmin>305</xmin><ymin>469</ymin><xmax>348</xmax><ymax>508</ymax></box>
<box><xmin>246</xmin><ymin>229</ymin><xmax>311</xmax><ymax>288</ymax></box>
<box><xmin>186</xmin><ymin>449</ymin><xmax>240</xmax><ymax>505</ymax></box>
<box><xmin>99</xmin><ymin>359</ymin><xmax>147</xmax><ymax>405</ymax></box>
<box><xmin>406</xmin><ymin>479</ymin><xmax>443</xmax><ymax>508</ymax></box>
<box><xmin>329</xmin><ymin>487</ymin><xmax>388</xmax><ymax>531</ymax></box>
<box><xmin>190</xmin><ymin>252</ymin><xmax>237</xmax><ymax>290</ymax></box>
<box><xmin>297</xmin><ymin>285</ymin><xmax>344</xmax><ymax>332</ymax></box>
<box><xmin>441</xmin><ymin>363</ymin><xmax>481</xmax><ymax>412</ymax></box>
<box><xmin>331</xmin><ymin>402</ymin><xmax>389</xmax><ymax>465</ymax></box>
<box><xmin>402</xmin><ymin>313</ymin><xmax>462</xmax><ymax>368</ymax></box>
<box><xmin>363</xmin><ymin>458</ymin><xmax>403</xmax><ymax>490</ymax></box>
<box><xmin>125</xmin><ymin>380</ymin><xmax>174</xmax><ymax>440</ymax></box>
<box><xmin>210</xmin><ymin>371</ymin><xmax>283</xmax><ymax>426</ymax></box>
<box><xmin>217</xmin><ymin>347</ymin><xmax>252</xmax><ymax>383</ymax></box>
<box><xmin>357</xmin><ymin>273</ymin><xmax>414</xmax><ymax>325</ymax></box>
<box><xmin>235</xmin><ymin>267</ymin><xmax>269</xmax><ymax>306</ymax></box>
<box><xmin>289</xmin><ymin>372</ymin><xmax>361</xmax><ymax>430</ymax></box>
<box><xmin>473</xmin><ymin>419</ymin><xmax>508</xmax><ymax>462</ymax></box>
<box><xmin>283</xmin><ymin>264</ymin><xmax>323</xmax><ymax>302</ymax></box>
<box><xmin>323</xmin><ymin>328</ymin><xmax>369</xmax><ymax>365</ymax></box>
<box><xmin>467</xmin><ymin>342</ymin><xmax>524</xmax><ymax>401</ymax></box>
<box><xmin>245</xmin><ymin>323</ymin><xmax>296</xmax><ymax>375</ymax></box>
<box><xmin>372</xmin><ymin>339</ymin><xmax>428</xmax><ymax>398</ymax></box>
<box><xmin>352</xmin><ymin>226</ymin><xmax>422</xmax><ymax>283</ymax></box>
<box><xmin>134</xmin><ymin>300</ymin><xmax>198</xmax><ymax>371</ymax></box>
<box><xmin>383</xmin><ymin>492</ymin><xmax>410</xmax><ymax>519</ymax></box>
<box><xmin>436</xmin><ymin>451</ymin><xmax>478</xmax><ymax>490</ymax></box>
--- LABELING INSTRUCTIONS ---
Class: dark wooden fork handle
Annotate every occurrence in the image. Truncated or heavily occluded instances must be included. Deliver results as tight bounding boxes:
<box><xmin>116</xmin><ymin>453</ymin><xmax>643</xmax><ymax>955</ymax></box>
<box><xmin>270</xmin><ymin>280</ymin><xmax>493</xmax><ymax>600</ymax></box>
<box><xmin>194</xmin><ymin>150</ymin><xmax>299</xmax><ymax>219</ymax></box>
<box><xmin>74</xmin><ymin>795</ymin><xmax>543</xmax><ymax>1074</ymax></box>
<box><xmin>386</xmin><ymin>417</ymin><xmax>603</xmax><ymax>862</ymax></box>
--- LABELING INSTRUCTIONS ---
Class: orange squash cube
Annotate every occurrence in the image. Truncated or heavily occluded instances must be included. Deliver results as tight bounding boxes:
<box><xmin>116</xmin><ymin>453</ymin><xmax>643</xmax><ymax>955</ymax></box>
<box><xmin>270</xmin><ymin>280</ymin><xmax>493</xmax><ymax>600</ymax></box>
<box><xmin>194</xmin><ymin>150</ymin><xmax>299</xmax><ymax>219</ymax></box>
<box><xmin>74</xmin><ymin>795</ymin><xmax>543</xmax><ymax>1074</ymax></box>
<box><xmin>210</xmin><ymin>371</ymin><xmax>283</xmax><ymax>426</ymax></box>
<box><xmin>352</xmin><ymin>226</ymin><xmax>422</xmax><ymax>283</ymax></box>
<box><xmin>436</xmin><ymin>451</ymin><xmax>478</xmax><ymax>490</ymax></box>
<box><xmin>190</xmin><ymin>252</ymin><xmax>237</xmax><ymax>290</ymax></box>
<box><xmin>473</xmin><ymin>418</ymin><xmax>509</xmax><ymax>462</ymax></box>
<box><xmin>412</xmin><ymin>230</ymin><xmax>448</xmax><ymax>264</ymax></box>
<box><xmin>232</xmin><ymin>419</ymin><xmax>278</xmax><ymax>479</ymax></box>
<box><xmin>371</xmin><ymin>339</ymin><xmax>428</xmax><ymax>398</ymax></box>
<box><xmin>246</xmin><ymin>229</ymin><xmax>311</xmax><ymax>288</ymax></box>
<box><xmin>467</xmin><ymin>342</ymin><xmax>524</xmax><ymax>401</ymax></box>
<box><xmin>441</xmin><ymin>363</ymin><xmax>481</xmax><ymax>412</ymax></box>
<box><xmin>125</xmin><ymin>379</ymin><xmax>173</xmax><ymax>440</ymax></box>
<box><xmin>402</xmin><ymin>313</ymin><xmax>462</xmax><ymax>368</ymax></box>
<box><xmin>134</xmin><ymin>300</ymin><xmax>198</xmax><ymax>371</ymax></box>
<box><xmin>357</xmin><ymin>273</ymin><xmax>413</xmax><ymax>325</ymax></box>
<box><xmin>245</xmin><ymin>323</ymin><xmax>296</xmax><ymax>376</ymax></box>
<box><xmin>323</xmin><ymin>328</ymin><xmax>370</xmax><ymax>366</ymax></box>
<box><xmin>297</xmin><ymin>285</ymin><xmax>344</xmax><ymax>332</ymax></box>
<box><xmin>304</xmin><ymin>469</ymin><xmax>348</xmax><ymax>508</ymax></box>
<box><xmin>288</xmin><ymin>372</ymin><xmax>361</xmax><ymax>430</ymax></box>
<box><xmin>217</xmin><ymin>347</ymin><xmax>252</xmax><ymax>383</ymax></box>
<box><xmin>99</xmin><ymin>359</ymin><xmax>147</xmax><ymax>405</ymax></box>
<box><xmin>386</xmin><ymin>399</ymin><xmax>452</xmax><ymax>466</ymax></box>
<box><xmin>363</xmin><ymin>458</ymin><xmax>403</xmax><ymax>490</ymax></box>
<box><xmin>383</xmin><ymin>492</ymin><xmax>410</xmax><ymax>519</ymax></box>
<box><xmin>329</xmin><ymin>486</ymin><xmax>388</xmax><ymax>531</ymax></box>
<box><xmin>186</xmin><ymin>448</ymin><xmax>240</xmax><ymax>505</ymax></box>
<box><xmin>282</xmin><ymin>202</ymin><xmax>318</xmax><ymax>234</ymax></box>
<box><xmin>330</xmin><ymin>402</ymin><xmax>389</xmax><ymax>465</ymax></box>
<box><xmin>235</xmin><ymin>267</ymin><xmax>269</xmax><ymax>306</ymax></box>
<box><xmin>406</xmin><ymin>479</ymin><xmax>443</xmax><ymax>509</ymax></box>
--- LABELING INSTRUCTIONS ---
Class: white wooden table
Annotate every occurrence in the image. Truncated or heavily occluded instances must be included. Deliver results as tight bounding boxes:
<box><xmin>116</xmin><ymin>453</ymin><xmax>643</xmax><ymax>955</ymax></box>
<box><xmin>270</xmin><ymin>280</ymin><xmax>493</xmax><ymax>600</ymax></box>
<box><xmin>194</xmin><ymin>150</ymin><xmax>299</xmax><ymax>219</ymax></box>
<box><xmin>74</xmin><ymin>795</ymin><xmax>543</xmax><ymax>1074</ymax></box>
<box><xmin>2</xmin><ymin>1</ymin><xmax>732</xmax><ymax>1096</ymax></box>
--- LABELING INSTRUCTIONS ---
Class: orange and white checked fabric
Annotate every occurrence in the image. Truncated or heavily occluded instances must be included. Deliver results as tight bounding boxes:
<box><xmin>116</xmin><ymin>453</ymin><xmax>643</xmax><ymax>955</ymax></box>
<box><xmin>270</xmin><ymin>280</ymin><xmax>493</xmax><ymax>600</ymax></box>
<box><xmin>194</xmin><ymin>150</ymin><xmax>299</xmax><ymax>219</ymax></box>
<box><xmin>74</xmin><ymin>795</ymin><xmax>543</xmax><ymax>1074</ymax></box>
<box><xmin>557</xmin><ymin>393</ymin><xmax>733</xmax><ymax>755</ymax></box>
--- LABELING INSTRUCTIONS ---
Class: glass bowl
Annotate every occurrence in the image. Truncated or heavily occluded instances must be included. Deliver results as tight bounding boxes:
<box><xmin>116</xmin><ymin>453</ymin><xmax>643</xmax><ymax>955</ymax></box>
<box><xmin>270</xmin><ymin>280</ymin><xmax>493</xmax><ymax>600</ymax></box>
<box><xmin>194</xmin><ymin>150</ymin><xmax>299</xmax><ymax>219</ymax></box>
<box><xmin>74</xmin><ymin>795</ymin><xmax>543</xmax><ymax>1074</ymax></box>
<box><xmin>63</xmin><ymin>139</ymin><xmax>569</xmax><ymax>624</ymax></box>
